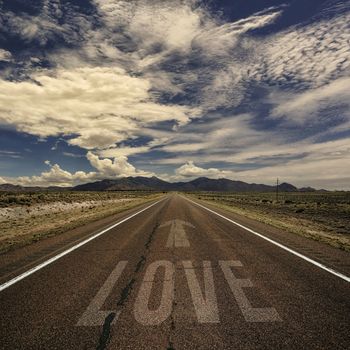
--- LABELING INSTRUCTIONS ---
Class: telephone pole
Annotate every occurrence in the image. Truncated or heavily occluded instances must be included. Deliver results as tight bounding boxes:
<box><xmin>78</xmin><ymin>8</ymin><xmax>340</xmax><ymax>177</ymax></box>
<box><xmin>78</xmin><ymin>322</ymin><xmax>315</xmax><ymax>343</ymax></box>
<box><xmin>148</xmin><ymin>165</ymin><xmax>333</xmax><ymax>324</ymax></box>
<box><xmin>276</xmin><ymin>178</ymin><xmax>279</xmax><ymax>202</ymax></box>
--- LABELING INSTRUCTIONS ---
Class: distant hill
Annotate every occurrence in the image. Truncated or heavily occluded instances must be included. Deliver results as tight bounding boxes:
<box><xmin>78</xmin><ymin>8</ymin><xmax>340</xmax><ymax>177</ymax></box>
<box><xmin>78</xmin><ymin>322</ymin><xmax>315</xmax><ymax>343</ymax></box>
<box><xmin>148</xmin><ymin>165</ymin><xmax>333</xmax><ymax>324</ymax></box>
<box><xmin>73</xmin><ymin>177</ymin><xmax>171</xmax><ymax>191</ymax></box>
<box><xmin>0</xmin><ymin>176</ymin><xmax>306</xmax><ymax>192</ymax></box>
<box><xmin>0</xmin><ymin>183</ymin><xmax>70</xmax><ymax>192</ymax></box>
<box><xmin>0</xmin><ymin>184</ymin><xmax>25</xmax><ymax>192</ymax></box>
<box><xmin>72</xmin><ymin>176</ymin><xmax>300</xmax><ymax>192</ymax></box>
<box><xmin>299</xmin><ymin>187</ymin><xmax>317</xmax><ymax>192</ymax></box>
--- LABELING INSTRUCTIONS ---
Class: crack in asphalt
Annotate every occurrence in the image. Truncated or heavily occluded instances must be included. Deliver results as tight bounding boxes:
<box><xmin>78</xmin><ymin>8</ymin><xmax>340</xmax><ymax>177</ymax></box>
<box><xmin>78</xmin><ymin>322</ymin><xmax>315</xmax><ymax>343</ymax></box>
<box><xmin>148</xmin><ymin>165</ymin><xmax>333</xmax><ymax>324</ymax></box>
<box><xmin>117</xmin><ymin>278</ymin><xmax>136</xmax><ymax>307</ymax></box>
<box><xmin>95</xmin><ymin>201</ymin><xmax>168</xmax><ymax>350</ymax></box>
<box><xmin>167</xmin><ymin>341</ymin><xmax>176</xmax><ymax>350</ymax></box>
<box><xmin>96</xmin><ymin>312</ymin><xmax>116</xmax><ymax>350</ymax></box>
<box><xmin>166</xmin><ymin>245</ymin><xmax>177</xmax><ymax>350</ymax></box>
<box><xmin>135</xmin><ymin>255</ymin><xmax>146</xmax><ymax>273</ymax></box>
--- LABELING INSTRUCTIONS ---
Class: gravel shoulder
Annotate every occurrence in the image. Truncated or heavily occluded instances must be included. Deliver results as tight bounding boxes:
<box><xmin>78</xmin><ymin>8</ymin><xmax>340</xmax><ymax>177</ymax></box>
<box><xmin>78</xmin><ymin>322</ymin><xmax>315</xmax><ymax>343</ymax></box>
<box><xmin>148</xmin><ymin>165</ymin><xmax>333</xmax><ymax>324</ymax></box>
<box><xmin>0</xmin><ymin>191</ymin><xmax>162</xmax><ymax>253</ymax></box>
<box><xmin>186</xmin><ymin>192</ymin><xmax>350</xmax><ymax>252</ymax></box>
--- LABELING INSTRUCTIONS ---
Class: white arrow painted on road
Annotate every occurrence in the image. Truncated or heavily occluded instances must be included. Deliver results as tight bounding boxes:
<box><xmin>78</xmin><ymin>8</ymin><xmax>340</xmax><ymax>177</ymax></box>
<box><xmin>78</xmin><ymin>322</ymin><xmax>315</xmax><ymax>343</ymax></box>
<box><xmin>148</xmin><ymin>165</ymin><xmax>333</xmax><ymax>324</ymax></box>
<box><xmin>159</xmin><ymin>219</ymin><xmax>195</xmax><ymax>247</ymax></box>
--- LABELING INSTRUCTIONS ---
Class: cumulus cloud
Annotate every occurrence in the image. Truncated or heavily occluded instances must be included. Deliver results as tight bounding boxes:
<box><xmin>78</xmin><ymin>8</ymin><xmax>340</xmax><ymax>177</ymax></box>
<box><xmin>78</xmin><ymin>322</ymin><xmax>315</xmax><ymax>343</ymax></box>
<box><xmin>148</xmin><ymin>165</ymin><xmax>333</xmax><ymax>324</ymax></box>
<box><xmin>16</xmin><ymin>164</ymin><xmax>97</xmax><ymax>187</ymax></box>
<box><xmin>175</xmin><ymin>161</ymin><xmax>232</xmax><ymax>179</ymax></box>
<box><xmin>6</xmin><ymin>152</ymin><xmax>153</xmax><ymax>187</ymax></box>
<box><xmin>0</xmin><ymin>67</ymin><xmax>198</xmax><ymax>149</ymax></box>
<box><xmin>86</xmin><ymin>151</ymin><xmax>153</xmax><ymax>177</ymax></box>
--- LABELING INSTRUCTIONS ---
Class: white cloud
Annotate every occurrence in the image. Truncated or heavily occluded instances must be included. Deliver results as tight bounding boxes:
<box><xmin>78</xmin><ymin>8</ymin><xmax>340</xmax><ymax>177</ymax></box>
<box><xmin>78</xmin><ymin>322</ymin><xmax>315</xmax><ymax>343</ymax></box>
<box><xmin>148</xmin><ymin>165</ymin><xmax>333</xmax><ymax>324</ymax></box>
<box><xmin>2</xmin><ymin>10</ymin><xmax>66</xmax><ymax>46</ymax></box>
<box><xmin>0</xmin><ymin>177</ymin><xmax>6</xmax><ymax>184</ymax></box>
<box><xmin>88</xmin><ymin>1</ymin><xmax>284</xmax><ymax>112</ymax></box>
<box><xmin>0</xmin><ymin>150</ymin><xmax>22</xmax><ymax>159</ymax></box>
<box><xmin>86</xmin><ymin>151</ymin><xmax>153</xmax><ymax>178</ymax></box>
<box><xmin>162</xmin><ymin>143</ymin><xmax>209</xmax><ymax>153</ymax></box>
<box><xmin>194</xmin><ymin>9</ymin><xmax>282</xmax><ymax>58</ymax></box>
<box><xmin>16</xmin><ymin>164</ymin><xmax>97</xmax><ymax>187</ymax></box>
<box><xmin>270</xmin><ymin>77</ymin><xmax>350</xmax><ymax>124</ymax></box>
<box><xmin>258</xmin><ymin>10</ymin><xmax>350</xmax><ymax>89</ymax></box>
<box><xmin>96</xmin><ymin>136</ymin><xmax>169</xmax><ymax>158</ymax></box>
<box><xmin>62</xmin><ymin>152</ymin><xmax>84</xmax><ymax>158</ymax></box>
<box><xmin>98</xmin><ymin>146</ymin><xmax>151</xmax><ymax>158</ymax></box>
<box><xmin>156</xmin><ymin>124</ymin><xmax>350</xmax><ymax>189</ymax></box>
<box><xmin>175</xmin><ymin>161</ymin><xmax>232</xmax><ymax>179</ymax></box>
<box><xmin>197</xmin><ymin>4</ymin><xmax>350</xmax><ymax>111</ymax></box>
<box><xmin>2</xmin><ymin>137</ymin><xmax>350</xmax><ymax>189</ymax></box>
<box><xmin>233</xmin><ymin>151</ymin><xmax>350</xmax><ymax>190</ymax></box>
<box><xmin>0</xmin><ymin>49</ymin><xmax>12</xmax><ymax>62</ymax></box>
<box><xmin>5</xmin><ymin>151</ymin><xmax>154</xmax><ymax>187</ymax></box>
<box><xmin>192</xmin><ymin>8</ymin><xmax>283</xmax><ymax>111</ymax></box>
<box><xmin>159</xmin><ymin>129</ymin><xmax>350</xmax><ymax>167</ymax></box>
<box><xmin>129</xmin><ymin>1</ymin><xmax>202</xmax><ymax>54</ymax></box>
<box><xmin>0</xmin><ymin>1</ymin><xmax>95</xmax><ymax>50</ymax></box>
<box><xmin>0</xmin><ymin>67</ymin><xmax>198</xmax><ymax>149</ymax></box>
<box><xmin>171</xmin><ymin>137</ymin><xmax>350</xmax><ymax>189</ymax></box>
<box><xmin>159</xmin><ymin>114</ymin><xmax>264</xmax><ymax>156</ymax></box>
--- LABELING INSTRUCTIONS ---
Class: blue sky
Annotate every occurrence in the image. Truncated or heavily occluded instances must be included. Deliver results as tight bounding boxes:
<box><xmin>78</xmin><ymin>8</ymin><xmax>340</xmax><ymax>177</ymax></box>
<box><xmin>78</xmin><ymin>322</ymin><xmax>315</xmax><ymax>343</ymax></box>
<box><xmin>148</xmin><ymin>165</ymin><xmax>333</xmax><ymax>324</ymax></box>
<box><xmin>0</xmin><ymin>0</ymin><xmax>349</xmax><ymax>189</ymax></box>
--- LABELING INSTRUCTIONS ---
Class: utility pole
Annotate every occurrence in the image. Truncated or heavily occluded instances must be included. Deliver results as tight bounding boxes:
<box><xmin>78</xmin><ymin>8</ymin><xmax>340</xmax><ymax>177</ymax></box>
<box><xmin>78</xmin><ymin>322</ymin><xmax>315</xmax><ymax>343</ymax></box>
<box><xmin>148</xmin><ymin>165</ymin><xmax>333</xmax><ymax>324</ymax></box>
<box><xmin>276</xmin><ymin>178</ymin><xmax>279</xmax><ymax>202</ymax></box>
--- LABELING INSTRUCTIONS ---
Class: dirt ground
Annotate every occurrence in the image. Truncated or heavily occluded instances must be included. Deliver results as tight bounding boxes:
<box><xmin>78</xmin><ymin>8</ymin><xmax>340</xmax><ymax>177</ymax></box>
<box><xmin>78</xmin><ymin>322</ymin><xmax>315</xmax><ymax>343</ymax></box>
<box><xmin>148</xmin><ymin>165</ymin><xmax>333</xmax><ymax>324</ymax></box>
<box><xmin>0</xmin><ymin>191</ymin><xmax>162</xmax><ymax>253</ymax></box>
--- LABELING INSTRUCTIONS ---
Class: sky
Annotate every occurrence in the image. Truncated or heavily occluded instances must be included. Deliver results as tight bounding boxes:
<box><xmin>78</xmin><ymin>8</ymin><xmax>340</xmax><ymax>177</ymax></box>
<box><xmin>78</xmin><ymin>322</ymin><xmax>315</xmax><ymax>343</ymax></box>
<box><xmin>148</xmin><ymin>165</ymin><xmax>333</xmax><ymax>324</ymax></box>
<box><xmin>0</xmin><ymin>0</ymin><xmax>349</xmax><ymax>189</ymax></box>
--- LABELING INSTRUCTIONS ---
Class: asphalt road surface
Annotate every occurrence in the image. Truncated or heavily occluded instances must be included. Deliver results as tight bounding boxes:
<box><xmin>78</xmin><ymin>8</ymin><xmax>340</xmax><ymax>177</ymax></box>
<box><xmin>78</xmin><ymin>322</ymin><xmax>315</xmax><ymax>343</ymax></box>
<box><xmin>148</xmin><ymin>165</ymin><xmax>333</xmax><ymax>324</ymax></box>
<box><xmin>0</xmin><ymin>194</ymin><xmax>349</xmax><ymax>349</ymax></box>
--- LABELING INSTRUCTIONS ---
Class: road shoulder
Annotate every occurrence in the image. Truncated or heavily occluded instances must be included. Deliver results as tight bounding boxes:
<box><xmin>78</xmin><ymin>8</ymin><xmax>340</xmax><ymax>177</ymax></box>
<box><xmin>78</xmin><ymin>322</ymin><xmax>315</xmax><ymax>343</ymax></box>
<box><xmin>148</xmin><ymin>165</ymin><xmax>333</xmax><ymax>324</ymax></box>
<box><xmin>183</xmin><ymin>195</ymin><xmax>350</xmax><ymax>277</ymax></box>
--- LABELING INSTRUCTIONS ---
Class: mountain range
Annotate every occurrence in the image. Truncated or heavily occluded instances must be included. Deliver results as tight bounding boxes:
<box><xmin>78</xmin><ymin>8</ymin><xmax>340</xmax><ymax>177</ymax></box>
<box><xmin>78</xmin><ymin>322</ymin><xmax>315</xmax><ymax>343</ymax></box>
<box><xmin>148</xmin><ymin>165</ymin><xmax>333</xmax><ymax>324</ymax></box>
<box><xmin>0</xmin><ymin>176</ymin><xmax>313</xmax><ymax>192</ymax></box>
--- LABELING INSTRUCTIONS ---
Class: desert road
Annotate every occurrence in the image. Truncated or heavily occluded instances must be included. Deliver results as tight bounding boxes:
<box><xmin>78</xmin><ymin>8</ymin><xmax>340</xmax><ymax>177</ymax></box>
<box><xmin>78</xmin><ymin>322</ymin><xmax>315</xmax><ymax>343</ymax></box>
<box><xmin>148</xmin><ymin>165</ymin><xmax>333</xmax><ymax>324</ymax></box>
<box><xmin>0</xmin><ymin>194</ymin><xmax>349</xmax><ymax>349</ymax></box>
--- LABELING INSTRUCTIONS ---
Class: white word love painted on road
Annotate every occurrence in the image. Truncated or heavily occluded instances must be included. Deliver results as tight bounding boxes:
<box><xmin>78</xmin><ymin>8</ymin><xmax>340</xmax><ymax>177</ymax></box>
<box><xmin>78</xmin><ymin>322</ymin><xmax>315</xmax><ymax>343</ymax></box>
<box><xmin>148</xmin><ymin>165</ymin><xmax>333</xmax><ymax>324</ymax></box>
<box><xmin>77</xmin><ymin>260</ymin><xmax>280</xmax><ymax>326</ymax></box>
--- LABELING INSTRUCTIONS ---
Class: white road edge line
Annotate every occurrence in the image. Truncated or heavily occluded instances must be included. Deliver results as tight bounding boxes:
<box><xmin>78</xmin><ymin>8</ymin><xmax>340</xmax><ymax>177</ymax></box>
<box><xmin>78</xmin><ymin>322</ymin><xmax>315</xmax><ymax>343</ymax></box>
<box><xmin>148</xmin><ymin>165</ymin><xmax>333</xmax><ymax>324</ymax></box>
<box><xmin>0</xmin><ymin>198</ymin><xmax>165</xmax><ymax>292</ymax></box>
<box><xmin>184</xmin><ymin>196</ymin><xmax>350</xmax><ymax>283</ymax></box>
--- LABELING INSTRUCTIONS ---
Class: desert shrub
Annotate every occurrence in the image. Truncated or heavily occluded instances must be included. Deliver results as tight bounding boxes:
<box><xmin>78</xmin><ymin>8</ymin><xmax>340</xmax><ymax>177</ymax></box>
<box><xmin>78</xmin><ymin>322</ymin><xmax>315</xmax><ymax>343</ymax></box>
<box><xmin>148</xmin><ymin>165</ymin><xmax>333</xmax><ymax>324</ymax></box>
<box><xmin>7</xmin><ymin>196</ymin><xmax>20</xmax><ymax>204</ymax></box>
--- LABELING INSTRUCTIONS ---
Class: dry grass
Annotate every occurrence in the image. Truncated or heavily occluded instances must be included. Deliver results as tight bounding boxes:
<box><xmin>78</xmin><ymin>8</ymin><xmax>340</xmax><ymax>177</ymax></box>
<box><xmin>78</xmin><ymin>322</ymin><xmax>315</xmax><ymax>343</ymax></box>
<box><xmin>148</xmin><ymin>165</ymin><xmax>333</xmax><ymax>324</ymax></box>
<box><xmin>187</xmin><ymin>191</ymin><xmax>350</xmax><ymax>252</ymax></box>
<box><xmin>0</xmin><ymin>191</ymin><xmax>163</xmax><ymax>253</ymax></box>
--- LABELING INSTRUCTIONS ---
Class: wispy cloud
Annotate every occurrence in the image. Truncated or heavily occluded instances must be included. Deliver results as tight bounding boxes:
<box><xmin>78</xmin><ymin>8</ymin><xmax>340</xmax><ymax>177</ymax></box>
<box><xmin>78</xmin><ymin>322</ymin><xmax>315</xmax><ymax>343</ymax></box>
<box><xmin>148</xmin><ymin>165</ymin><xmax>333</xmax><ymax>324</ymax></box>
<box><xmin>257</xmin><ymin>8</ymin><xmax>350</xmax><ymax>89</ymax></box>
<box><xmin>0</xmin><ymin>150</ymin><xmax>22</xmax><ymax>159</ymax></box>
<box><xmin>270</xmin><ymin>77</ymin><xmax>350</xmax><ymax>124</ymax></box>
